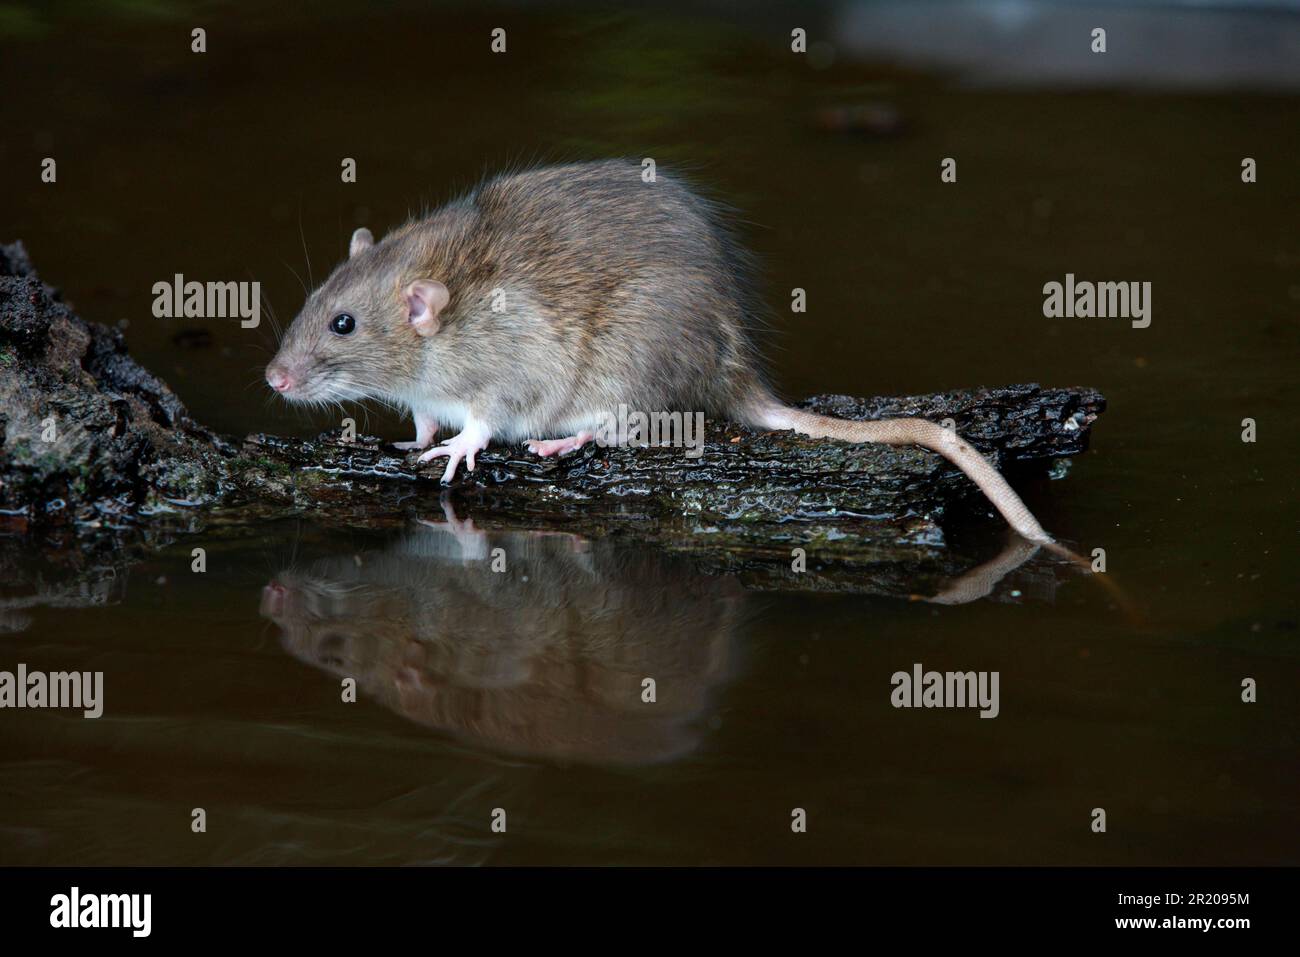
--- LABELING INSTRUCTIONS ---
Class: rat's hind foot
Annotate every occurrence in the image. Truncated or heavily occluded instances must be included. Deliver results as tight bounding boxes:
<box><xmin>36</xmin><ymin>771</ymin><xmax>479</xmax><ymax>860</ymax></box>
<box><xmin>394</xmin><ymin>413</ymin><xmax>439</xmax><ymax>451</ymax></box>
<box><xmin>526</xmin><ymin>431</ymin><xmax>593</xmax><ymax>458</ymax></box>
<box><xmin>419</xmin><ymin>420</ymin><xmax>491</xmax><ymax>483</ymax></box>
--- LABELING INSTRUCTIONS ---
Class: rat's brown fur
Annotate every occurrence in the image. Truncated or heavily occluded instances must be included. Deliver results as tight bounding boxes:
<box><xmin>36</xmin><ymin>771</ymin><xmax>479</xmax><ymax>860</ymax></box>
<box><xmin>267</xmin><ymin>159</ymin><xmax>1052</xmax><ymax>543</ymax></box>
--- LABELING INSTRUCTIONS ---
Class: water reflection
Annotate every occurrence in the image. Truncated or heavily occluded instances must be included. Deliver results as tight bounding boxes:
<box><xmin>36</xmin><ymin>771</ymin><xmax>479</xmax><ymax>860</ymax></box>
<box><xmin>260</xmin><ymin>508</ymin><xmax>745</xmax><ymax>767</ymax></box>
<box><xmin>259</xmin><ymin>500</ymin><xmax>1064</xmax><ymax>766</ymax></box>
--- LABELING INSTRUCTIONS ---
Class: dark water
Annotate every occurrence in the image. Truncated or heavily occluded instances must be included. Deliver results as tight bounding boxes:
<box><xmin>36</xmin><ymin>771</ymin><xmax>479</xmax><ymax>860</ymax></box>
<box><xmin>1</xmin><ymin>1</ymin><xmax>1297</xmax><ymax>865</ymax></box>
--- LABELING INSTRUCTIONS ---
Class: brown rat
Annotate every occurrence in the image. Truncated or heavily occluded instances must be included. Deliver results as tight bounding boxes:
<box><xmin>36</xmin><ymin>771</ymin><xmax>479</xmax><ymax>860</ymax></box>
<box><xmin>266</xmin><ymin>159</ymin><xmax>1053</xmax><ymax>543</ymax></box>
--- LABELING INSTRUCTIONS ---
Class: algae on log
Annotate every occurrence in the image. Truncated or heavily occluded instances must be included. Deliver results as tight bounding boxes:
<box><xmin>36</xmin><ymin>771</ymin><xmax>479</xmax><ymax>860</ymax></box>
<box><xmin>1</xmin><ymin>240</ymin><xmax>1105</xmax><ymax>606</ymax></box>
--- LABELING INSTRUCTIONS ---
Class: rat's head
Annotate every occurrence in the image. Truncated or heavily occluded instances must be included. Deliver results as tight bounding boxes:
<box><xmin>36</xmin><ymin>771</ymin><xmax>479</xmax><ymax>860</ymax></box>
<box><xmin>264</xmin><ymin>226</ymin><xmax>450</xmax><ymax>404</ymax></box>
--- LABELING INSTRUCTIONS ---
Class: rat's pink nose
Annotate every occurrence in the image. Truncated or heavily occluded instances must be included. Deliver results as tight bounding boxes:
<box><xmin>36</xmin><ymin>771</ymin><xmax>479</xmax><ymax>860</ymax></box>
<box><xmin>260</xmin><ymin>581</ymin><xmax>288</xmax><ymax>616</ymax></box>
<box><xmin>265</xmin><ymin>364</ymin><xmax>295</xmax><ymax>393</ymax></box>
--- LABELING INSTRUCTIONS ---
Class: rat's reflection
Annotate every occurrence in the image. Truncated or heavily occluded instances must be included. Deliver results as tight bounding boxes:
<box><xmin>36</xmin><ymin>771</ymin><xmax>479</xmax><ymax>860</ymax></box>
<box><xmin>259</xmin><ymin>501</ymin><xmax>1055</xmax><ymax>766</ymax></box>
<box><xmin>260</xmin><ymin>506</ymin><xmax>744</xmax><ymax>767</ymax></box>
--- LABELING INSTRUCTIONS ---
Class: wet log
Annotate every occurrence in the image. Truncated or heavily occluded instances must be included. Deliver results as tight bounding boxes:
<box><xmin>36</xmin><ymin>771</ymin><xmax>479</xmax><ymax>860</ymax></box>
<box><xmin>240</xmin><ymin>381</ymin><xmax>1102</xmax><ymax>535</ymax></box>
<box><xmin>0</xmin><ymin>240</ymin><xmax>1105</xmax><ymax>606</ymax></box>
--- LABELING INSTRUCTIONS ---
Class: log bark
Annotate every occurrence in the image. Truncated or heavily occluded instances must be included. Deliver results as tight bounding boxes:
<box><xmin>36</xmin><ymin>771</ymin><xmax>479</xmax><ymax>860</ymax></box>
<box><xmin>240</xmin><ymin>382</ymin><xmax>1101</xmax><ymax>528</ymax></box>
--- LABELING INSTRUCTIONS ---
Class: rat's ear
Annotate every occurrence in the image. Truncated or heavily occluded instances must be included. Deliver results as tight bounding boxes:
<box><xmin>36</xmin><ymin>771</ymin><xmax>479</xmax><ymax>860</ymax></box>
<box><xmin>349</xmin><ymin>227</ymin><xmax>375</xmax><ymax>259</ymax></box>
<box><xmin>404</xmin><ymin>280</ymin><xmax>449</xmax><ymax>336</ymax></box>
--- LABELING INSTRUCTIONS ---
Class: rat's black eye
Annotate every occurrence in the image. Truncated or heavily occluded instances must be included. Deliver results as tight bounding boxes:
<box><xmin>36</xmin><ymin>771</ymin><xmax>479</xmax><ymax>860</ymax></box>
<box><xmin>330</xmin><ymin>313</ymin><xmax>356</xmax><ymax>336</ymax></box>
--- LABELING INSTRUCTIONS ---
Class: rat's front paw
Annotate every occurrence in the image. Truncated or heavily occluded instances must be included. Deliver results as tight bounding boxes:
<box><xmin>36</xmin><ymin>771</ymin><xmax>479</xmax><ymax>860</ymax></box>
<box><xmin>419</xmin><ymin>422</ymin><xmax>492</xmax><ymax>483</ymax></box>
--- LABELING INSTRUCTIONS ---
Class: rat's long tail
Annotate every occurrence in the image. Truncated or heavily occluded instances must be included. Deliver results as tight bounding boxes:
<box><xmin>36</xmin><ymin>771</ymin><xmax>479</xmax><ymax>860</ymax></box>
<box><xmin>744</xmin><ymin>397</ymin><xmax>1053</xmax><ymax>544</ymax></box>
